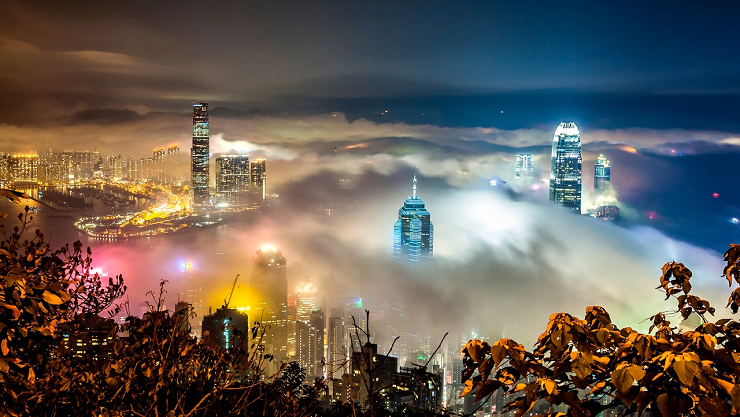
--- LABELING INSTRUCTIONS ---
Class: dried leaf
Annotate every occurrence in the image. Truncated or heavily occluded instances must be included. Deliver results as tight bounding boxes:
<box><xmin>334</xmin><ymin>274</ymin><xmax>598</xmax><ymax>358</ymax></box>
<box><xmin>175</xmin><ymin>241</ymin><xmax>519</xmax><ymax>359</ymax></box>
<box><xmin>460</xmin><ymin>380</ymin><xmax>474</xmax><ymax>397</ymax></box>
<box><xmin>673</xmin><ymin>358</ymin><xmax>700</xmax><ymax>386</ymax></box>
<box><xmin>611</xmin><ymin>366</ymin><xmax>634</xmax><ymax>393</ymax></box>
<box><xmin>42</xmin><ymin>291</ymin><xmax>63</xmax><ymax>305</ymax></box>
<box><xmin>475</xmin><ymin>379</ymin><xmax>502</xmax><ymax>403</ymax></box>
<box><xmin>543</xmin><ymin>379</ymin><xmax>556</xmax><ymax>395</ymax></box>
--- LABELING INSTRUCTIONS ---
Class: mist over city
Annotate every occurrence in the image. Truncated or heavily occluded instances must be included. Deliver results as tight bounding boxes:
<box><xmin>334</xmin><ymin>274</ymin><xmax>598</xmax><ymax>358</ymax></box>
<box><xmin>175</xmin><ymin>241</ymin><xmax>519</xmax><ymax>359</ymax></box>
<box><xmin>2</xmin><ymin>1</ymin><xmax>740</xmax><ymax>415</ymax></box>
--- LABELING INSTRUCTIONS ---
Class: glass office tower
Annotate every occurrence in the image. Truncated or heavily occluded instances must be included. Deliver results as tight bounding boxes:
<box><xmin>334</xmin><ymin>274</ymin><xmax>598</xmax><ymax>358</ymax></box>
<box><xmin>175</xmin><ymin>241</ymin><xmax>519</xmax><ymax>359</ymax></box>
<box><xmin>191</xmin><ymin>102</ymin><xmax>209</xmax><ymax>206</ymax></box>
<box><xmin>549</xmin><ymin>122</ymin><xmax>582</xmax><ymax>212</ymax></box>
<box><xmin>393</xmin><ymin>172</ymin><xmax>433</xmax><ymax>267</ymax></box>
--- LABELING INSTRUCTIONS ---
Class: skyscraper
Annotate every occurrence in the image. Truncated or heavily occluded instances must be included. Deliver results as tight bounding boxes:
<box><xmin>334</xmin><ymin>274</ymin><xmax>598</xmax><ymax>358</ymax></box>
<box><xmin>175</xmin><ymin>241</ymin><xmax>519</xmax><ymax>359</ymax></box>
<box><xmin>191</xmin><ymin>102</ymin><xmax>209</xmax><ymax>206</ymax></box>
<box><xmin>549</xmin><ymin>122</ymin><xmax>582</xmax><ymax>212</ymax></box>
<box><xmin>153</xmin><ymin>148</ymin><xmax>165</xmax><ymax>184</ymax></box>
<box><xmin>166</xmin><ymin>145</ymin><xmax>182</xmax><ymax>185</ymax></box>
<box><xmin>327</xmin><ymin>309</ymin><xmax>346</xmax><ymax>378</ymax></box>
<box><xmin>594</xmin><ymin>154</ymin><xmax>610</xmax><ymax>193</ymax></box>
<box><xmin>310</xmin><ymin>309</ymin><xmax>325</xmax><ymax>378</ymax></box>
<box><xmin>251</xmin><ymin>244</ymin><xmax>288</xmax><ymax>374</ymax></box>
<box><xmin>295</xmin><ymin>320</ymin><xmax>314</xmax><ymax>377</ymax></box>
<box><xmin>250</xmin><ymin>159</ymin><xmax>266</xmax><ymax>203</ymax></box>
<box><xmin>515</xmin><ymin>154</ymin><xmax>534</xmax><ymax>178</ymax></box>
<box><xmin>295</xmin><ymin>283</ymin><xmax>317</xmax><ymax>323</ymax></box>
<box><xmin>393</xmin><ymin>171</ymin><xmax>433</xmax><ymax>266</ymax></box>
<box><xmin>215</xmin><ymin>155</ymin><xmax>250</xmax><ymax>205</ymax></box>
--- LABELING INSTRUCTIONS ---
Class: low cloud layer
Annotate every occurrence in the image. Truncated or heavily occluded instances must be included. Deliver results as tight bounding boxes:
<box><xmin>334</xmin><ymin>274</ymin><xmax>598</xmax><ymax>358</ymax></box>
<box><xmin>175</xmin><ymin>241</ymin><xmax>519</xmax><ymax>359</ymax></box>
<box><xmin>6</xmin><ymin>165</ymin><xmax>733</xmax><ymax>351</ymax></box>
<box><xmin>2</xmin><ymin>108</ymin><xmax>739</xmax><ymax>351</ymax></box>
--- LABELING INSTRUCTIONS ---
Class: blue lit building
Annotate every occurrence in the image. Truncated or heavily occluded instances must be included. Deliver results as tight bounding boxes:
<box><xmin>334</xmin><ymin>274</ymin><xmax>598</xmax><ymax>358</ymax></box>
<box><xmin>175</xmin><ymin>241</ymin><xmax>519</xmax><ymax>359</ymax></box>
<box><xmin>393</xmin><ymin>172</ymin><xmax>433</xmax><ymax>266</ymax></box>
<box><xmin>191</xmin><ymin>102</ymin><xmax>210</xmax><ymax>206</ymax></box>
<box><xmin>594</xmin><ymin>154</ymin><xmax>610</xmax><ymax>193</ymax></box>
<box><xmin>549</xmin><ymin>122</ymin><xmax>582</xmax><ymax>212</ymax></box>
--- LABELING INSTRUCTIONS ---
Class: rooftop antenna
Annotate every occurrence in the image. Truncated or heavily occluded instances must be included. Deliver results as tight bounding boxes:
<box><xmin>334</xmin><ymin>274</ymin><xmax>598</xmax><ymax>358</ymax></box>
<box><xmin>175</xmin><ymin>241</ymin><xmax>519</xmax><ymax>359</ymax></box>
<box><xmin>412</xmin><ymin>167</ymin><xmax>417</xmax><ymax>199</ymax></box>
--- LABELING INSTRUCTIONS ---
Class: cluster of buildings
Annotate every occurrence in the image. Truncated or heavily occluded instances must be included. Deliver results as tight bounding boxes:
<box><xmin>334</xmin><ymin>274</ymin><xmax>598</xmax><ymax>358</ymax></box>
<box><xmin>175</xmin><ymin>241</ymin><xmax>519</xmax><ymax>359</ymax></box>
<box><xmin>190</xmin><ymin>102</ymin><xmax>267</xmax><ymax>209</ymax></box>
<box><xmin>50</xmin><ymin>117</ymin><xmax>631</xmax><ymax>414</ymax></box>
<box><xmin>195</xmin><ymin>243</ymin><xmax>443</xmax><ymax>412</ymax></box>
<box><xmin>0</xmin><ymin>102</ymin><xmax>270</xmax><ymax>214</ymax></box>
<box><xmin>0</xmin><ymin>148</ymin><xmax>187</xmax><ymax>190</ymax></box>
<box><xmin>390</xmin><ymin>122</ymin><xmax>619</xmax><ymax>270</ymax></box>
<box><xmin>515</xmin><ymin>121</ymin><xmax>619</xmax><ymax>220</ymax></box>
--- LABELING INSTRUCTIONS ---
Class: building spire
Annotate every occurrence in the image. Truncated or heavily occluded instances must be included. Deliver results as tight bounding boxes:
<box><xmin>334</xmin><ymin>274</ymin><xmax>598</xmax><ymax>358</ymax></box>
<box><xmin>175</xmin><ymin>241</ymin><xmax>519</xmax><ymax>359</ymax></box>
<box><xmin>412</xmin><ymin>167</ymin><xmax>417</xmax><ymax>199</ymax></box>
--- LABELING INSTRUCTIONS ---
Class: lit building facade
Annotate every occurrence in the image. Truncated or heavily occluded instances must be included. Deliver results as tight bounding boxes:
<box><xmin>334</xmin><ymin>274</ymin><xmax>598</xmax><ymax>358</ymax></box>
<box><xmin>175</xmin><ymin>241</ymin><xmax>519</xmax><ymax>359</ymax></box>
<box><xmin>393</xmin><ymin>172</ymin><xmax>433</xmax><ymax>266</ymax></box>
<box><xmin>59</xmin><ymin>314</ymin><xmax>116</xmax><ymax>360</ymax></box>
<box><xmin>328</xmin><ymin>309</ymin><xmax>346</xmax><ymax>378</ymax></box>
<box><xmin>10</xmin><ymin>154</ymin><xmax>39</xmax><ymax>186</ymax></box>
<box><xmin>153</xmin><ymin>148</ymin><xmax>165</xmax><ymax>184</ymax></box>
<box><xmin>250</xmin><ymin>159</ymin><xmax>266</xmax><ymax>202</ymax></box>
<box><xmin>0</xmin><ymin>153</ymin><xmax>11</xmax><ymax>188</ymax></box>
<box><xmin>251</xmin><ymin>245</ymin><xmax>288</xmax><ymax>374</ymax></box>
<box><xmin>191</xmin><ymin>102</ymin><xmax>210</xmax><ymax>206</ymax></box>
<box><xmin>215</xmin><ymin>155</ymin><xmax>250</xmax><ymax>204</ymax></box>
<box><xmin>594</xmin><ymin>154</ymin><xmax>610</xmax><ymax>193</ymax></box>
<box><xmin>201</xmin><ymin>306</ymin><xmax>249</xmax><ymax>350</ymax></box>
<box><xmin>310</xmin><ymin>309</ymin><xmax>325</xmax><ymax>378</ymax></box>
<box><xmin>295</xmin><ymin>284</ymin><xmax>317</xmax><ymax>322</ymax></box>
<box><xmin>549</xmin><ymin>122</ymin><xmax>582</xmax><ymax>212</ymax></box>
<box><xmin>515</xmin><ymin>154</ymin><xmax>534</xmax><ymax>178</ymax></box>
<box><xmin>295</xmin><ymin>321</ymin><xmax>315</xmax><ymax>378</ymax></box>
<box><xmin>166</xmin><ymin>145</ymin><xmax>183</xmax><ymax>184</ymax></box>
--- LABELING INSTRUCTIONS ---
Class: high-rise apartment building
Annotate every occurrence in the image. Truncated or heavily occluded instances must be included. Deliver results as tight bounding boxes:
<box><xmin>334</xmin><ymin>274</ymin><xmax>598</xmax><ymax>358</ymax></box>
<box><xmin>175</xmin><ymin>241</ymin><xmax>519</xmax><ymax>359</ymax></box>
<box><xmin>0</xmin><ymin>153</ymin><xmax>11</xmax><ymax>188</ymax></box>
<box><xmin>549</xmin><ymin>122</ymin><xmax>582</xmax><ymax>212</ymax></box>
<box><xmin>328</xmin><ymin>309</ymin><xmax>346</xmax><ymax>378</ymax></box>
<box><xmin>191</xmin><ymin>102</ymin><xmax>210</xmax><ymax>206</ymax></box>
<box><xmin>251</xmin><ymin>244</ymin><xmax>288</xmax><ymax>374</ymax></box>
<box><xmin>250</xmin><ymin>159</ymin><xmax>266</xmax><ymax>202</ymax></box>
<box><xmin>515</xmin><ymin>154</ymin><xmax>534</xmax><ymax>178</ymax></box>
<box><xmin>10</xmin><ymin>154</ymin><xmax>39</xmax><ymax>186</ymax></box>
<box><xmin>295</xmin><ymin>284</ymin><xmax>317</xmax><ymax>323</ymax></box>
<box><xmin>594</xmin><ymin>154</ymin><xmax>610</xmax><ymax>193</ymax></box>
<box><xmin>295</xmin><ymin>321</ymin><xmax>315</xmax><ymax>379</ymax></box>
<box><xmin>215</xmin><ymin>155</ymin><xmax>250</xmax><ymax>205</ymax></box>
<box><xmin>153</xmin><ymin>148</ymin><xmax>165</xmax><ymax>184</ymax></box>
<box><xmin>393</xmin><ymin>172</ymin><xmax>433</xmax><ymax>266</ymax></box>
<box><xmin>310</xmin><ymin>309</ymin><xmax>325</xmax><ymax>378</ymax></box>
<box><xmin>166</xmin><ymin>145</ymin><xmax>182</xmax><ymax>184</ymax></box>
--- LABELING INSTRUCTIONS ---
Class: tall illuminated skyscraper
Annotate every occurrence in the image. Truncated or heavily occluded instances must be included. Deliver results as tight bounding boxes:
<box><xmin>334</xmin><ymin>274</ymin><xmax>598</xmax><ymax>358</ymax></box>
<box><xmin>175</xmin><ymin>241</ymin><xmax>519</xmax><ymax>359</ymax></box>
<box><xmin>594</xmin><ymin>154</ymin><xmax>610</xmax><ymax>193</ymax></box>
<box><xmin>191</xmin><ymin>102</ymin><xmax>209</xmax><ymax>206</ymax></box>
<box><xmin>393</xmin><ymin>171</ymin><xmax>433</xmax><ymax>266</ymax></box>
<box><xmin>327</xmin><ymin>308</ymin><xmax>346</xmax><ymax>378</ymax></box>
<box><xmin>549</xmin><ymin>122</ymin><xmax>582</xmax><ymax>212</ymax></box>
<box><xmin>215</xmin><ymin>155</ymin><xmax>250</xmax><ymax>204</ymax></box>
<box><xmin>310</xmin><ymin>309</ymin><xmax>325</xmax><ymax>378</ymax></box>
<box><xmin>251</xmin><ymin>244</ymin><xmax>288</xmax><ymax>373</ymax></box>
<box><xmin>250</xmin><ymin>159</ymin><xmax>266</xmax><ymax>202</ymax></box>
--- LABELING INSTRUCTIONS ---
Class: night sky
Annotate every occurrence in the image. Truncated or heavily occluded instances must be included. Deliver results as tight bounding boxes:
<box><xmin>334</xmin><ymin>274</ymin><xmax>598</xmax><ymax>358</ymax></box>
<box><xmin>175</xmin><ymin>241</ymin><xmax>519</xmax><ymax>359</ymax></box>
<box><xmin>3</xmin><ymin>1</ymin><xmax>740</xmax><ymax>341</ymax></box>
<box><xmin>3</xmin><ymin>1</ymin><xmax>740</xmax><ymax>125</ymax></box>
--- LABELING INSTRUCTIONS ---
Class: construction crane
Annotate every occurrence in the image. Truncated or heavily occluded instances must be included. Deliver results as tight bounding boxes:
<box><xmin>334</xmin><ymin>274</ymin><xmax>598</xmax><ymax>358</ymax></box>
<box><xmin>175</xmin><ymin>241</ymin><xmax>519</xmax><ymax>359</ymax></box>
<box><xmin>224</xmin><ymin>274</ymin><xmax>240</xmax><ymax>309</ymax></box>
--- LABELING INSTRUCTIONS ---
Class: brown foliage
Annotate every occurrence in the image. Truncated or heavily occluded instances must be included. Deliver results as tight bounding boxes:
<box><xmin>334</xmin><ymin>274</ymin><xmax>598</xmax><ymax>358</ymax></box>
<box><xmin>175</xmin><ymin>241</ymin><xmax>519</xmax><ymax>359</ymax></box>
<box><xmin>0</xmin><ymin>208</ymin><xmax>324</xmax><ymax>416</ymax></box>
<box><xmin>461</xmin><ymin>244</ymin><xmax>740</xmax><ymax>417</ymax></box>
